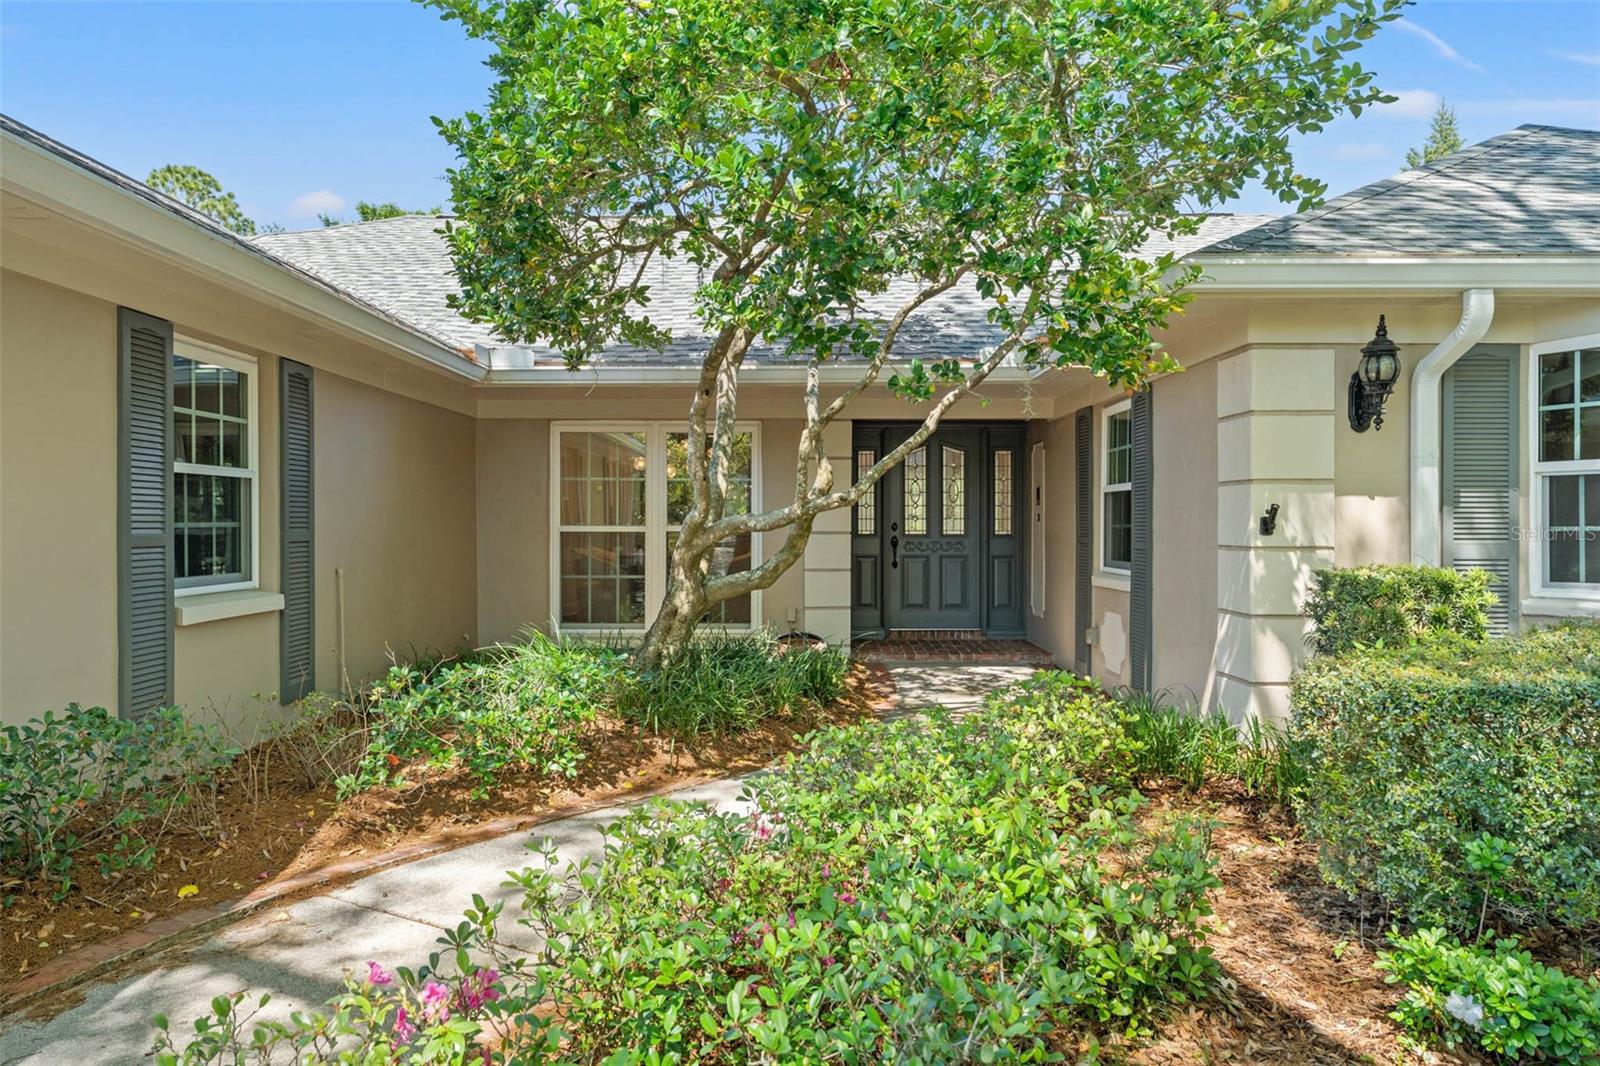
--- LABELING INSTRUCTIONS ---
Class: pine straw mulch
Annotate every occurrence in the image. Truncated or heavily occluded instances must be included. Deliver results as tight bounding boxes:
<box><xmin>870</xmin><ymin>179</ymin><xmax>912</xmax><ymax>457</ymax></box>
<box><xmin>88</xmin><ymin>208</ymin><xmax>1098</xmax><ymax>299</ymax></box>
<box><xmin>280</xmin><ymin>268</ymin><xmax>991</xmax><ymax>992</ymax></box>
<box><xmin>0</xmin><ymin>661</ymin><xmax>894</xmax><ymax>984</ymax></box>
<box><xmin>1121</xmin><ymin>782</ymin><xmax>1427</xmax><ymax>1066</ymax></box>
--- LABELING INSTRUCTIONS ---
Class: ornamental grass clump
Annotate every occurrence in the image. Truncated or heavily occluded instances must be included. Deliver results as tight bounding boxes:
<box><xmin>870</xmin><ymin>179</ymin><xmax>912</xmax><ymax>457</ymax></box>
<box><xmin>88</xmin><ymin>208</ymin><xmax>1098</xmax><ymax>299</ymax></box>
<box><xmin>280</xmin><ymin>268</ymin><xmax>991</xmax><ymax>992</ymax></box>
<box><xmin>1291</xmin><ymin>622</ymin><xmax>1600</xmax><ymax>934</ymax></box>
<box><xmin>156</xmin><ymin>674</ymin><xmax>1220</xmax><ymax>1063</ymax></box>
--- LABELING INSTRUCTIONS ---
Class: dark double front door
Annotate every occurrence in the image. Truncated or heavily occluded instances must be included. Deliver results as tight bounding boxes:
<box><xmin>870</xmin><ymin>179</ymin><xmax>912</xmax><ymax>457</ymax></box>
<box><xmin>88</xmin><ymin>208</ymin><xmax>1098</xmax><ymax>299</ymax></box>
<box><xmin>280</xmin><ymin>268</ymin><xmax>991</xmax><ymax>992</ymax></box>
<box><xmin>850</xmin><ymin>423</ymin><xmax>1026</xmax><ymax>637</ymax></box>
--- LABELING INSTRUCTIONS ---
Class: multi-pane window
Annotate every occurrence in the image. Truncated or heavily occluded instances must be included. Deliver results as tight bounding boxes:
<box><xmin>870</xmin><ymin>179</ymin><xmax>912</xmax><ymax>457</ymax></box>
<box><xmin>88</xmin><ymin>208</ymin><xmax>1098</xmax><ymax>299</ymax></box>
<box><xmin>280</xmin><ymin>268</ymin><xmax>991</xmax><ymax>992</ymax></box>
<box><xmin>667</xmin><ymin>431</ymin><xmax>753</xmax><ymax>625</ymax></box>
<box><xmin>556</xmin><ymin>425</ymin><xmax>759</xmax><ymax>628</ymax></box>
<box><xmin>854</xmin><ymin>449</ymin><xmax>876</xmax><ymax>535</ymax></box>
<box><xmin>993</xmin><ymin>450</ymin><xmax>1014</xmax><ymax>536</ymax></box>
<box><xmin>559</xmin><ymin>432</ymin><xmax>648</xmax><ymax>624</ymax></box>
<box><xmin>904</xmin><ymin>447</ymin><xmax>928</xmax><ymax>535</ymax></box>
<box><xmin>1537</xmin><ymin>346</ymin><xmax>1600</xmax><ymax>588</ymax></box>
<box><xmin>941</xmin><ymin>446</ymin><xmax>966</xmax><ymax>535</ymax></box>
<box><xmin>1102</xmin><ymin>403</ymin><xmax>1133</xmax><ymax>571</ymax></box>
<box><xmin>173</xmin><ymin>350</ymin><xmax>254</xmax><ymax>590</ymax></box>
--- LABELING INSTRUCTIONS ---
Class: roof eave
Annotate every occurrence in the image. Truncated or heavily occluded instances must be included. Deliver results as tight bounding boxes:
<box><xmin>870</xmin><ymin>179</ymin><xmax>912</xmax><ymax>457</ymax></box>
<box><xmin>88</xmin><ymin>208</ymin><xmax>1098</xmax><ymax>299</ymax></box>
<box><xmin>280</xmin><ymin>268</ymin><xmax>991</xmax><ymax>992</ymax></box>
<box><xmin>1182</xmin><ymin>254</ymin><xmax>1600</xmax><ymax>293</ymax></box>
<box><xmin>0</xmin><ymin>120</ymin><xmax>487</xmax><ymax>382</ymax></box>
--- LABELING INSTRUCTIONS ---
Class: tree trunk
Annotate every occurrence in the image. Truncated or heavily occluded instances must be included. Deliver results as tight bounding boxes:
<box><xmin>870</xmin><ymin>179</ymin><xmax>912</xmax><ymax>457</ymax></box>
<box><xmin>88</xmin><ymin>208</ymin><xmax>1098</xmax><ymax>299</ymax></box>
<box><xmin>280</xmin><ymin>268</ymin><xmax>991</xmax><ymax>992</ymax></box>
<box><xmin>634</xmin><ymin>542</ymin><xmax>710</xmax><ymax>669</ymax></box>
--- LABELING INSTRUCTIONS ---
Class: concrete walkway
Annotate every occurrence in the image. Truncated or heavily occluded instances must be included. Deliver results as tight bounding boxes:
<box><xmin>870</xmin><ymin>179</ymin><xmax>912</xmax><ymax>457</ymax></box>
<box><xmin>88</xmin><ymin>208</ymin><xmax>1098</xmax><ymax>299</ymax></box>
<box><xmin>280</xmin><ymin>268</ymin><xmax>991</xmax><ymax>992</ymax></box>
<box><xmin>0</xmin><ymin>777</ymin><xmax>753</xmax><ymax>1065</ymax></box>
<box><xmin>0</xmin><ymin>663</ymin><xmax>1037</xmax><ymax>1064</ymax></box>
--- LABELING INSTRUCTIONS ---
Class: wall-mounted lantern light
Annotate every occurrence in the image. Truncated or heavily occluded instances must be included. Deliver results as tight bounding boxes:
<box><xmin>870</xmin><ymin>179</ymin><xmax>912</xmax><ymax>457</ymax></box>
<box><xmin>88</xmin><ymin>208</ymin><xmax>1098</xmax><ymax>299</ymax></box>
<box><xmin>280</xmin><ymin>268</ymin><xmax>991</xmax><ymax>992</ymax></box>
<box><xmin>1349</xmin><ymin>315</ymin><xmax>1401</xmax><ymax>432</ymax></box>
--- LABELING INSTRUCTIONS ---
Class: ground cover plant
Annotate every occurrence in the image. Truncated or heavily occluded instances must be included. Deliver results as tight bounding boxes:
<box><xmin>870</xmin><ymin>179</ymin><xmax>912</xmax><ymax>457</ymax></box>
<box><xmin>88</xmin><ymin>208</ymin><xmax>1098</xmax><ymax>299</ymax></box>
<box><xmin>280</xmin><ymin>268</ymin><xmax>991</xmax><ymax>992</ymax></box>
<box><xmin>1</xmin><ymin>632</ymin><xmax>858</xmax><ymax>981</ymax></box>
<box><xmin>1377</xmin><ymin>927</ymin><xmax>1600</xmax><ymax>1064</ymax></box>
<box><xmin>1116</xmin><ymin>688</ymin><xmax>1307</xmax><ymax>808</ymax></box>
<box><xmin>155</xmin><ymin>671</ymin><xmax>1222</xmax><ymax>1062</ymax></box>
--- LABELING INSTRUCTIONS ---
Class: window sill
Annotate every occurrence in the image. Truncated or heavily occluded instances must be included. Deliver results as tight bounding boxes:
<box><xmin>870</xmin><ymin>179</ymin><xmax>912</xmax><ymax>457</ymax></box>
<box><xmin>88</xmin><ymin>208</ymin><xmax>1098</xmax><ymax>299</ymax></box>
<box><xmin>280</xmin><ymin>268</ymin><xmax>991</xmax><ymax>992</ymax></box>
<box><xmin>1092</xmin><ymin>570</ymin><xmax>1131</xmax><ymax>593</ymax></box>
<box><xmin>1521</xmin><ymin>595</ymin><xmax>1600</xmax><ymax>619</ymax></box>
<box><xmin>175</xmin><ymin>589</ymin><xmax>285</xmax><ymax>627</ymax></box>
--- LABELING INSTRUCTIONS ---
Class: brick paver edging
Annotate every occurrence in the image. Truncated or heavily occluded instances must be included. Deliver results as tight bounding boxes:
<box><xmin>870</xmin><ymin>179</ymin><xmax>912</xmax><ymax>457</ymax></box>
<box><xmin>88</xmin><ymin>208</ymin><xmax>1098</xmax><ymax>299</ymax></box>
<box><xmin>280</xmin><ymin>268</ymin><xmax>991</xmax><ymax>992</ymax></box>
<box><xmin>0</xmin><ymin>671</ymin><xmax>901</xmax><ymax>1019</ymax></box>
<box><xmin>0</xmin><ymin>773</ymin><xmax>729</xmax><ymax>1017</ymax></box>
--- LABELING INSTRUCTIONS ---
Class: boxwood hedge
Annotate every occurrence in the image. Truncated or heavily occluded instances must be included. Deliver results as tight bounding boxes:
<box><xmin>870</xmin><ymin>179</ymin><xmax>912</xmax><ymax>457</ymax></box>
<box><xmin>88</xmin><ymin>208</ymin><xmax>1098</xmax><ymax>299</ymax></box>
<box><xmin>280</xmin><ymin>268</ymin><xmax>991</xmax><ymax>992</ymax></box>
<box><xmin>1302</xmin><ymin>564</ymin><xmax>1496</xmax><ymax>655</ymax></box>
<box><xmin>1290</xmin><ymin>623</ymin><xmax>1600</xmax><ymax>933</ymax></box>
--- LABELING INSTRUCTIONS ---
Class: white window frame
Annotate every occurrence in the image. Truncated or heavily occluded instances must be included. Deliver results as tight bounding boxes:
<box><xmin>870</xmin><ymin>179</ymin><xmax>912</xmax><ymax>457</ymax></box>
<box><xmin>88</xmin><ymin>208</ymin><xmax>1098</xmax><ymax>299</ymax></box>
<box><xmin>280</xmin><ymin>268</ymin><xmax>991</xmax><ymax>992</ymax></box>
<box><xmin>549</xmin><ymin>421</ymin><xmax>763</xmax><ymax>634</ymax></box>
<box><xmin>173</xmin><ymin>338</ymin><xmax>259</xmax><ymax>598</ymax></box>
<box><xmin>1098</xmin><ymin>399</ymin><xmax>1133</xmax><ymax>578</ymax></box>
<box><xmin>1528</xmin><ymin>332</ymin><xmax>1600</xmax><ymax>605</ymax></box>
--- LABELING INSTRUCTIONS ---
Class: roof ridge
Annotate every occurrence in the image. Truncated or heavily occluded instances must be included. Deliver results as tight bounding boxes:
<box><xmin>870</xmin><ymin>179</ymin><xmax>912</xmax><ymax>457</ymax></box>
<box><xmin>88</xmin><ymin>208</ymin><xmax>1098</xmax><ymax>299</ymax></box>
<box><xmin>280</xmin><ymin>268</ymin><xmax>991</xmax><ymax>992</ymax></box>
<box><xmin>255</xmin><ymin>213</ymin><xmax>455</xmax><ymax>239</ymax></box>
<box><xmin>1204</xmin><ymin>125</ymin><xmax>1546</xmax><ymax>254</ymax></box>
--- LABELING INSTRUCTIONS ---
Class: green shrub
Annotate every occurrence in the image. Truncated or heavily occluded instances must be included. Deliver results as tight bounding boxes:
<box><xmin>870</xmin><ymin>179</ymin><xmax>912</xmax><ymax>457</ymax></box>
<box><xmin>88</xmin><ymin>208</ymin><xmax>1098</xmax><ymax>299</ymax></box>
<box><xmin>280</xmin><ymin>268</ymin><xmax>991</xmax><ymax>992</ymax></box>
<box><xmin>1</xmin><ymin>706</ymin><xmax>236</xmax><ymax>897</ymax></box>
<box><xmin>157</xmin><ymin>675</ymin><xmax>1220</xmax><ymax>1062</ymax></box>
<box><xmin>1291</xmin><ymin>623</ymin><xmax>1600</xmax><ymax>933</ymax></box>
<box><xmin>1118</xmin><ymin>689</ymin><xmax>1307</xmax><ymax>806</ymax></box>
<box><xmin>340</xmin><ymin>632</ymin><xmax>623</xmax><ymax>799</ymax></box>
<box><xmin>1303</xmin><ymin>564</ymin><xmax>1496</xmax><ymax>655</ymax></box>
<box><xmin>1377</xmin><ymin>927</ymin><xmax>1600</xmax><ymax>1063</ymax></box>
<box><xmin>612</xmin><ymin>630</ymin><xmax>849</xmax><ymax>736</ymax></box>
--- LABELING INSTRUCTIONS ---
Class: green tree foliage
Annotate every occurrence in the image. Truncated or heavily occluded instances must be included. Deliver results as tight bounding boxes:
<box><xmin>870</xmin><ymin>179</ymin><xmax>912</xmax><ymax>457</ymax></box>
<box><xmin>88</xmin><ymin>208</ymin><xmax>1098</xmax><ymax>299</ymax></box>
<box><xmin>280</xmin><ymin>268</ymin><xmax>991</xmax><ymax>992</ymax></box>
<box><xmin>319</xmin><ymin>201</ymin><xmax>443</xmax><ymax>227</ymax></box>
<box><xmin>146</xmin><ymin>164</ymin><xmax>257</xmax><ymax>235</ymax></box>
<box><xmin>1405</xmin><ymin>100</ymin><xmax>1464</xmax><ymax>168</ymax></box>
<box><xmin>426</xmin><ymin>0</ymin><xmax>1403</xmax><ymax>664</ymax></box>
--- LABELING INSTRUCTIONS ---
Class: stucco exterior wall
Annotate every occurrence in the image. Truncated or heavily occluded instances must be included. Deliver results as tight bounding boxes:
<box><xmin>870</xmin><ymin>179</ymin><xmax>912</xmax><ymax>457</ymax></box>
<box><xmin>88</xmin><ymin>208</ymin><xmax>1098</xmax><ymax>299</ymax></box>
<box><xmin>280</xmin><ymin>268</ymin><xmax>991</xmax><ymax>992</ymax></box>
<box><xmin>313</xmin><ymin>372</ymin><xmax>478</xmax><ymax>690</ymax></box>
<box><xmin>1150</xmin><ymin>360</ymin><xmax>1219</xmax><ymax>703</ymax></box>
<box><xmin>0</xmin><ymin>271</ymin><xmax>121</xmax><ymax>722</ymax></box>
<box><xmin>475</xmin><ymin>418</ymin><xmax>552</xmax><ymax>645</ymax></box>
<box><xmin>1025</xmin><ymin>413</ymin><xmax>1076</xmax><ymax>665</ymax></box>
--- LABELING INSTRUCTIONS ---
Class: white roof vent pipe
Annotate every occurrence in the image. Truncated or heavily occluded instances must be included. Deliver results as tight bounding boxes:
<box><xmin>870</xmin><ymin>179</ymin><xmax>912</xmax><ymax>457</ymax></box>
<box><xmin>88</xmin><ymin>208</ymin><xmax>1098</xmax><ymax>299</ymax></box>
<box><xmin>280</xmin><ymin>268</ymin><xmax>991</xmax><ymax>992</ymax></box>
<box><xmin>1410</xmin><ymin>288</ymin><xmax>1495</xmax><ymax>567</ymax></box>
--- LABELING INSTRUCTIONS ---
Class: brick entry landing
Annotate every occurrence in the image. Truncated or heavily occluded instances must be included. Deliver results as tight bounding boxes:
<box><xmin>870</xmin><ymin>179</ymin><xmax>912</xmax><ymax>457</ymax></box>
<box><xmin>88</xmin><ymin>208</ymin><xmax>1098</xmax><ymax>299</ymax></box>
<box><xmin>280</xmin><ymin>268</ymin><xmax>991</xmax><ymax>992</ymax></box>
<box><xmin>852</xmin><ymin>635</ymin><xmax>1056</xmax><ymax>666</ymax></box>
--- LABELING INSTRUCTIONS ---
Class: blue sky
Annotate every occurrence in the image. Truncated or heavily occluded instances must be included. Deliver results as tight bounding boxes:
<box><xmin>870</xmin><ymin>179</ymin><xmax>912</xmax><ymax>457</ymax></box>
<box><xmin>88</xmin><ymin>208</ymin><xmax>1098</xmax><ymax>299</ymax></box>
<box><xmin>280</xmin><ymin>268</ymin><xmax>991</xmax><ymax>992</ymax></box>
<box><xmin>2</xmin><ymin>0</ymin><xmax>1597</xmax><ymax>227</ymax></box>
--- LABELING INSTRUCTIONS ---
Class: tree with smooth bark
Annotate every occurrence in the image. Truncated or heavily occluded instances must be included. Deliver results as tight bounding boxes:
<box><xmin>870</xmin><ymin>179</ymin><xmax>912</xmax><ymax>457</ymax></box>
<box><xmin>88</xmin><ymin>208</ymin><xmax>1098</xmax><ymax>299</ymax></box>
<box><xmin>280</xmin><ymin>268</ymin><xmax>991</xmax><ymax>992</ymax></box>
<box><xmin>426</xmin><ymin>0</ymin><xmax>1403</xmax><ymax>667</ymax></box>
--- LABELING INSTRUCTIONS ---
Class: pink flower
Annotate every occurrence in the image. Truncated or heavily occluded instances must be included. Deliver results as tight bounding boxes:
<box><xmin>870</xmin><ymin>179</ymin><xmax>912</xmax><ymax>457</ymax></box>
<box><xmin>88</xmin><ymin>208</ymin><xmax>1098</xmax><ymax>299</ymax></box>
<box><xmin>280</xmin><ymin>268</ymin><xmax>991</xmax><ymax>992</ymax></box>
<box><xmin>821</xmin><ymin>955</ymin><xmax>836</xmax><ymax>968</ymax></box>
<box><xmin>392</xmin><ymin>1006</ymin><xmax>416</xmax><ymax>1043</ymax></box>
<box><xmin>420</xmin><ymin>979</ymin><xmax>452</xmax><ymax>1023</ymax></box>
<box><xmin>455</xmin><ymin>969</ymin><xmax>502</xmax><ymax>1014</ymax></box>
<box><xmin>365</xmin><ymin>961</ymin><xmax>394</xmax><ymax>987</ymax></box>
<box><xmin>839</xmin><ymin>890</ymin><xmax>857</xmax><ymax>905</ymax></box>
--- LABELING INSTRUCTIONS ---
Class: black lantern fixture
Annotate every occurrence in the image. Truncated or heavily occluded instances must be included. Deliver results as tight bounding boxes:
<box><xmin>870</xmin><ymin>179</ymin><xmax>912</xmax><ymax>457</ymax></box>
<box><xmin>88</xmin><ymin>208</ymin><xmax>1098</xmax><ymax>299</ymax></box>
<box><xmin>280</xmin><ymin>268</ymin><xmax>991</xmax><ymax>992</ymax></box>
<box><xmin>1349</xmin><ymin>315</ymin><xmax>1401</xmax><ymax>432</ymax></box>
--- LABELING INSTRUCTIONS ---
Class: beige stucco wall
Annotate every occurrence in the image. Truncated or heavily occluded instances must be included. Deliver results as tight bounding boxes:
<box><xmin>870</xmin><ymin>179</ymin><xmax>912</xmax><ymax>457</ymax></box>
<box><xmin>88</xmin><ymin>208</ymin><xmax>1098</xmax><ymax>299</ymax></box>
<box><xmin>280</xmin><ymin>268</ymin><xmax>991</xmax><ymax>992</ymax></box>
<box><xmin>1150</xmin><ymin>360</ymin><xmax>1218</xmax><ymax>702</ymax></box>
<box><xmin>1025</xmin><ymin>414</ymin><xmax>1076</xmax><ymax>665</ymax></box>
<box><xmin>0</xmin><ymin>271</ymin><xmax>121</xmax><ymax>722</ymax></box>
<box><xmin>0</xmin><ymin>262</ymin><xmax>478</xmax><ymax>726</ymax></box>
<box><xmin>313</xmin><ymin>372</ymin><xmax>478</xmax><ymax>690</ymax></box>
<box><xmin>475</xmin><ymin>418</ymin><xmax>552</xmax><ymax>645</ymax></box>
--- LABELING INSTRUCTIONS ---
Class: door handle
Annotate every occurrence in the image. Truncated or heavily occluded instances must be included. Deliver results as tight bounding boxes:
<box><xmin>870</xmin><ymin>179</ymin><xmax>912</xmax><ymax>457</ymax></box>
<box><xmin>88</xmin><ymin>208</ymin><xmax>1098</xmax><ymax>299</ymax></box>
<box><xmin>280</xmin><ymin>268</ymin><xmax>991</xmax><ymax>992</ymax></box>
<box><xmin>890</xmin><ymin>534</ymin><xmax>900</xmax><ymax>568</ymax></box>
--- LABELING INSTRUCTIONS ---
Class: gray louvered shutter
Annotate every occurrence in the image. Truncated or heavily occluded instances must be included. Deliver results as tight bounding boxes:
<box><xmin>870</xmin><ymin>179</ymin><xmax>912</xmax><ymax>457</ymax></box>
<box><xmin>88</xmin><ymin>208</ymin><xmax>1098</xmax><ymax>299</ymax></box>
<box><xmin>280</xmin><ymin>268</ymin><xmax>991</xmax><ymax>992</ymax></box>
<box><xmin>118</xmin><ymin>308</ymin><xmax>174</xmax><ymax>718</ymax></box>
<box><xmin>1129</xmin><ymin>389</ymin><xmax>1154</xmax><ymax>692</ymax></box>
<box><xmin>280</xmin><ymin>359</ymin><xmax>316</xmax><ymax>701</ymax></box>
<box><xmin>1074</xmin><ymin>407</ymin><xmax>1092</xmax><ymax>675</ymax></box>
<box><xmin>1443</xmin><ymin>345</ymin><xmax>1519</xmax><ymax>633</ymax></box>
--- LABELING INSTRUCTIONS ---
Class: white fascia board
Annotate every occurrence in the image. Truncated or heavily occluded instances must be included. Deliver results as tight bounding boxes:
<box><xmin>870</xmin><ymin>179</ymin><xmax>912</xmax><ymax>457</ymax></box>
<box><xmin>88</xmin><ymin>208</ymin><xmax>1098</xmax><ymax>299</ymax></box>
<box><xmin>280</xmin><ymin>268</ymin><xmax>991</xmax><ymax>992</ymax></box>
<box><xmin>481</xmin><ymin>356</ymin><xmax>1041</xmax><ymax>386</ymax></box>
<box><xmin>1184</xmin><ymin>255</ymin><xmax>1600</xmax><ymax>293</ymax></box>
<box><xmin>1</xmin><ymin>130</ymin><xmax>486</xmax><ymax>382</ymax></box>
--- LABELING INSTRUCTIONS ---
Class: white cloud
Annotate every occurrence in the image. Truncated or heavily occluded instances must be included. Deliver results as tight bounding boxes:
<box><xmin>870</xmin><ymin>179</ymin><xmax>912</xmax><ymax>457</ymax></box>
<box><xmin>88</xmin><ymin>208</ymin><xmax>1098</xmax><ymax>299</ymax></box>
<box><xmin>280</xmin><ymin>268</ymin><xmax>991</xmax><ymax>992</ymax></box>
<box><xmin>1393</xmin><ymin>18</ymin><xmax>1484</xmax><ymax>72</ymax></box>
<box><xmin>1331</xmin><ymin>141</ymin><xmax>1389</xmax><ymax>161</ymax></box>
<box><xmin>1546</xmin><ymin>49</ymin><xmax>1600</xmax><ymax>68</ymax></box>
<box><xmin>287</xmin><ymin>189</ymin><xmax>345</xmax><ymax>218</ymax></box>
<box><xmin>1375</xmin><ymin>89</ymin><xmax>1442</xmax><ymax>119</ymax></box>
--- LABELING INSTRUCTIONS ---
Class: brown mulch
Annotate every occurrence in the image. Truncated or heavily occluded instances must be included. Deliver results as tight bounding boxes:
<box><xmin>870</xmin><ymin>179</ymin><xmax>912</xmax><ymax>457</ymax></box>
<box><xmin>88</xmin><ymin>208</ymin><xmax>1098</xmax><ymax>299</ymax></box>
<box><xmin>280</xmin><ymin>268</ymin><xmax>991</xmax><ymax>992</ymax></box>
<box><xmin>1123</xmin><ymin>783</ymin><xmax>1427</xmax><ymax>1065</ymax></box>
<box><xmin>0</xmin><ymin>661</ymin><xmax>894</xmax><ymax>982</ymax></box>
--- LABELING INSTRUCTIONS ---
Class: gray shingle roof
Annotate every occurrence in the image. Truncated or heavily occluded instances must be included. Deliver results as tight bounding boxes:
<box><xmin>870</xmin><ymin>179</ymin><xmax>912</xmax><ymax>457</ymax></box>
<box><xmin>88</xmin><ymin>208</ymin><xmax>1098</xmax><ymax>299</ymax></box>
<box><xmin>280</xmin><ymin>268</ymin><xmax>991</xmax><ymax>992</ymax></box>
<box><xmin>1201</xmin><ymin>125</ymin><xmax>1600</xmax><ymax>256</ymax></box>
<box><xmin>0</xmin><ymin>114</ymin><xmax>470</xmax><ymax>359</ymax></box>
<box><xmin>254</xmin><ymin>213</ymin><xmax>1276</xmax><ymax>363</ymax></box>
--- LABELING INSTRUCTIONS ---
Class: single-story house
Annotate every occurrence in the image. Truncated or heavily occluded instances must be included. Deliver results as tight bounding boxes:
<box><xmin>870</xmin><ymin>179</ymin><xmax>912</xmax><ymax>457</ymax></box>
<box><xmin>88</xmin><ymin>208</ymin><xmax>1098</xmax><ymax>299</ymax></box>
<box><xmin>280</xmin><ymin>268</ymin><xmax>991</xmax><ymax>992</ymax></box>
<box><xmin>3</xmin><ymin>115</ymin><xmax>1596</xmax><ymax>728</ymax></box>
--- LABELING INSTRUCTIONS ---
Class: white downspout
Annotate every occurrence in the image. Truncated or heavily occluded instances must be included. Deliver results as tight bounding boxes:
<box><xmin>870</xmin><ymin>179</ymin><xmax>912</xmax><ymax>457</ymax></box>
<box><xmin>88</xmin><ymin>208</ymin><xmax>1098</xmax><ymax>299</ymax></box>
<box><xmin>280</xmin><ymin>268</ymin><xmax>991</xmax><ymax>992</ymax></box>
<box><xmin>1410</xmin><ymin>288</ymin><xmax>1496</xmax><ymax>566</ymax></box>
